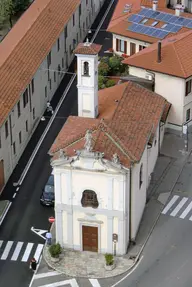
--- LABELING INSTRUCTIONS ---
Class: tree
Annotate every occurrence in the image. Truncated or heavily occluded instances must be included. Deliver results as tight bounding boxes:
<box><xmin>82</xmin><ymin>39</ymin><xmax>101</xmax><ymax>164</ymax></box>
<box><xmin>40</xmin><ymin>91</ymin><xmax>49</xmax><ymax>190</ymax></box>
<box><xmin>0</xmin><ymin>0</ymin><xmax>15</xmax><ymax>28</ymax></box>
<box><xmin>98</xmin><ymin>75</ymin><xmax>106</xmax><ymax>90</ymax></box>
<box><xmin>14</xmin><ymin>0</ymin><xmax>30</xmax><ymax>13</ymax></box>
<box><xmin>98</xmin><ymin>62</ymin><xmax>110</xmax><ymax>76</ymax></box>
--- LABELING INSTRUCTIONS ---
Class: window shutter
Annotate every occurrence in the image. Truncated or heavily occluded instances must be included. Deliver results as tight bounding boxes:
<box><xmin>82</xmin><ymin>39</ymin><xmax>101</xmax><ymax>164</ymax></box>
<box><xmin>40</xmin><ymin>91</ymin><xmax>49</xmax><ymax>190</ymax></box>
<box><xmin>116</xmin><ymin>39</ymin><xmax>119</xmax><ymax>52</ymax></box>
<box><xmin>124</xmin><ymin>41</ymin><xmax>127</xmax><ymax>54</ymax></box>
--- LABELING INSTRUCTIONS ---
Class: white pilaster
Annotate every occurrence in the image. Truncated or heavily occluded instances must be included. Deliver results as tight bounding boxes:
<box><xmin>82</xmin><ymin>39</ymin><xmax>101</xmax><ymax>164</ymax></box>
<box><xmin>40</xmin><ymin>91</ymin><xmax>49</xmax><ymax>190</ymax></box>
<box><xmin>107</xmin><ymin>177</ymin><xmax>113</xmax><ymax>210</ymax></box>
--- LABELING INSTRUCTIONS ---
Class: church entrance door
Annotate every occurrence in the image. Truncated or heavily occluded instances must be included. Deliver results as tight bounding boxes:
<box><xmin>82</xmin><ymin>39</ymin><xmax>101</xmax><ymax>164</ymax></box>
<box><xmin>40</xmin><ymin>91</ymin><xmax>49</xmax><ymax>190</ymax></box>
<box><xmin>82</xmin><ymin>225</ymin><xmax>98</xmax><ymax>252</ymax></box>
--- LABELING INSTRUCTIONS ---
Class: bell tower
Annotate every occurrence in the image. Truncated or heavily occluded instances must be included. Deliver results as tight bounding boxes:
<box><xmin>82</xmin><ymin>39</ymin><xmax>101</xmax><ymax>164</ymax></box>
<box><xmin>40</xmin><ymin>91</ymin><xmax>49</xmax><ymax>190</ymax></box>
<box><xmin>74</xmin><ymin>39</ymin><xmax>101</xmax><ymax>118</ymax></box>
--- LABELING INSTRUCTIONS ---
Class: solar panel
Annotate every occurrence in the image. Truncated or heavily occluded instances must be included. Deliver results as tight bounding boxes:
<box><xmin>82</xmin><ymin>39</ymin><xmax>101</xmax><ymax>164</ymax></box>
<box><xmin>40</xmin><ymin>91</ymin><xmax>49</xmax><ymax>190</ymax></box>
<box><xmin>151</xmin><ymin>11</ymin><xmax>160</xmax><ymax>18</ymax></box>
<box><xmin>161</xmin><ymin>14</ymin><xmax>172</xmax><ymax>22</ymax></box>
<box><xmin>170</xmin><ymin>25</ymin><xmax>182</xmax><ymax>32</ymax></box>
<box><xmin>151</xmin><ymin>29</ymin><xmax>162</xmax><ymax>37</ymax></box>
<box><xmin>169</xmin><ymin>16</ymin><xmax>179</xmax><ymax>23</ymax></box>
<box><xmin>138</xmin><ymin>8</ymin><xmax>148</xmax><ymax>16</ymax></box>
<box><xmin>160</xmin><ymin>23</ymin><xmax>181</xmax><ymax>33</ymax></box>
<box><xmin>127</xmin><ymin>23</ymin><xmax>169</xmax><ymax>39</ymax></box>
<box><xmin>158</xmin><ymin>31</ymin><xmax>169</xmax><ymax>39</ymax></box>
<box><xmin>186</xmin><ymin>21</ymin><xmax>192</xmax><ymax>28</ymax></box>
<box><xmin>128</xmin><ymin>23</ymin><xmax>138</xmax><ymax>32</ymax></box>
<box><xmin>155</xmin><ymin>13</ymin><xmax>166</xmax><ymax>21</ymax></box>
<box><xmin>145</xmin><ymin>9</ymin><xmax>155</xmax><ymax>18</ymax></box>
<box><xmin>128</xmin><ymin>14</ymin><xmax>144</xmax><ymax>23</ymax></box>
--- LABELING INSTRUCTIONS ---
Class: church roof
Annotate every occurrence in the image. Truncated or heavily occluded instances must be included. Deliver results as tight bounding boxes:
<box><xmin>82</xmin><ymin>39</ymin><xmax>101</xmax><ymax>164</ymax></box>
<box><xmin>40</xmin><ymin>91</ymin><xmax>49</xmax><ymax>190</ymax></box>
<box><xmin>73</xmin><ymin>42</ymin><xmax>102</xmax><ymax>55</ymax></box>
<box><xmin>50</xmin><ymin>81</ymin><xmax>171</xmax><ymax>168</ymax></box>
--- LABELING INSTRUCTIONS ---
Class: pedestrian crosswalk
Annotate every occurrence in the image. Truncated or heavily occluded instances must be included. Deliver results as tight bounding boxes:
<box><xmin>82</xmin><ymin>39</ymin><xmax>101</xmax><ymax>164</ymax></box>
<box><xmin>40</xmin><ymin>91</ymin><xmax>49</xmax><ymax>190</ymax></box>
<box><xmin>0</xmin><ymin>240</ymin><xmax>44</xmax><ymax>263</ymax></box>
<box><xmin>162</xmin><ymin>195</ymin><xmax>192</xmax><ymax>221</ymax></box>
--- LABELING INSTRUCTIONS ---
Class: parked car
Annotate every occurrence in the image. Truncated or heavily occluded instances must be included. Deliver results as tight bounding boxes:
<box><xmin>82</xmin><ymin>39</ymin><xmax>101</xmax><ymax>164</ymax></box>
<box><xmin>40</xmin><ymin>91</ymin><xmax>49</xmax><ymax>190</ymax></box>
<box><xmin>40</xmin><ymin>173</ymin><xmax>54</xmax><ymax>206</ymax></box>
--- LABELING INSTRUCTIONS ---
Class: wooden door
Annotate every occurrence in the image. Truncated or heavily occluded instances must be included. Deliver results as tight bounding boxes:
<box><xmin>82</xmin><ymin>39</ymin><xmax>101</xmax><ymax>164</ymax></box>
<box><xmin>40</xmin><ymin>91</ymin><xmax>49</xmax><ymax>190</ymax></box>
<box><xmin>82</xmin><ymin>225</ymin><xmax>98</xmax><ymax>252</ymax></box>
<box><xmin>130</xmin><ymin>42</ymin><xmax>136</xmax><ymax>55</ymax></box>
<box><xmin>0</xmin><ymin>160</ymin><xmax>5</xmax><ymax>192</ymax></box>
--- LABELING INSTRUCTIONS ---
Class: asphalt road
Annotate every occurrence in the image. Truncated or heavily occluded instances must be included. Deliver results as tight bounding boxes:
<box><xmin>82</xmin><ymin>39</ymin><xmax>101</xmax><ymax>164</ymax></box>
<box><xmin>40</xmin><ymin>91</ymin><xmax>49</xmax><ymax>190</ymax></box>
<box><xmin>116</xmin><ymin>153</ymin><xmax>192</xmax><ymax>287</ymax></box>
<box><xmin>0</xmin><ymin>0</ymin><xmax>117</xmax><ymax>286</ymax></box>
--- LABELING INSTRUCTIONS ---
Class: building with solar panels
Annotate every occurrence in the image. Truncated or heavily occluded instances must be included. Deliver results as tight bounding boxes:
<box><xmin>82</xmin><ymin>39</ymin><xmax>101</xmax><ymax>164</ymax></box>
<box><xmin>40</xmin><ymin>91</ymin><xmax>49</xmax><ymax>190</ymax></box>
<box><xmin>108</xmin><ymin>1</ymin><xmax>192</xmax><ymax>57</ymax></box>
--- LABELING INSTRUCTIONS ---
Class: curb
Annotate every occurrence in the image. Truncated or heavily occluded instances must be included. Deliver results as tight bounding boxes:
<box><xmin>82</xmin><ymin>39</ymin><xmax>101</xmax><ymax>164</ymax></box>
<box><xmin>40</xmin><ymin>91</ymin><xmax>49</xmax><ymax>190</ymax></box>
<box><xmin>0</xmin><ymin>201</ymin><xmax>12</xmax><ymax>226</ymax></box>
<box><xmin>43</xmin><ymin>246</ymin><xmax>135</xmax><ymax>279</ymax></box>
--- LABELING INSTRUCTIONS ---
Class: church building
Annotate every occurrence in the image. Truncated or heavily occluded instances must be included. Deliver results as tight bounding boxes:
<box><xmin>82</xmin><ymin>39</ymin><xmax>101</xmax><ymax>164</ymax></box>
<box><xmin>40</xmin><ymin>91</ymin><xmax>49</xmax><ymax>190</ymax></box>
<box><xmin>49</xmin><ymin>40</ymin><xmax>171</xmax><ymax>255</ymax></box>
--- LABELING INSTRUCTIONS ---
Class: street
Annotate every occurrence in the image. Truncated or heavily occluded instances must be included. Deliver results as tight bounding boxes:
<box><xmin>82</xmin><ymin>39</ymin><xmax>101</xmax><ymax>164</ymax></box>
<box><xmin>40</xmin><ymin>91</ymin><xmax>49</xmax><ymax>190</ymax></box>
<box><xmin>0</xmin><ymin>0</ymin><xmax>117</xmax><ymax>286</ymax></box>
<box><xmin>114</xmin><ymin>152</ymin><xmax>192</xmax><ymax>287</ymax></box>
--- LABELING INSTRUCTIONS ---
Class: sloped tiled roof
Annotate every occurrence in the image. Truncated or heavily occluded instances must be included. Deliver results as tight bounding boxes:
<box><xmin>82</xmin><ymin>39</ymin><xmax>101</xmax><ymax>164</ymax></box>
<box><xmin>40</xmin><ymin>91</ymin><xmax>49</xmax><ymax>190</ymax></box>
<box><xmin>108</xmin><ymin>0</ymin><xmax>167</xmax><ymax>29</ymax></box>
<box><xmin>73</xmin><ymin>43</ymin><xmax>102</xmax><ymax>55</ymax></box>
<box><xmin>50</xmin><ymin>81</ymin><xmax>170</xmax><ymax>167</ymax></box>
<box><xmin>123</xmin><ymin>30</ymin><xmax>192</xmax><ymax>78</ymax></box>
<box><xmin>0</xmin><ymin>0</ymin><xmax>80</xmax><ymax>126</ymax></box>
<box><xmin>108</xmin><ymin>6</ymin><xmax>192</xmax><ymax>44</ymax></box>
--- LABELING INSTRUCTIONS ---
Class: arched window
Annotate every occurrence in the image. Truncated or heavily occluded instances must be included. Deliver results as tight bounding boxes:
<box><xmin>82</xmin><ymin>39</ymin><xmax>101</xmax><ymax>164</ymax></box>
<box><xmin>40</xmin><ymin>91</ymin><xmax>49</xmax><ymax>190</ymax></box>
<box><xmin>139</xmin><ymin>164</ymin><xmax>143</xmax><ymax>188</ymax></box>
<box><xmin>83</xmin><ymin>61</ymin><xmax>89</xmax><ymax>76</ymax></box>
<box><xmin>81</xmin><ymin>190</ymin><xmax>99</xmax><ymax>208</ymax></box>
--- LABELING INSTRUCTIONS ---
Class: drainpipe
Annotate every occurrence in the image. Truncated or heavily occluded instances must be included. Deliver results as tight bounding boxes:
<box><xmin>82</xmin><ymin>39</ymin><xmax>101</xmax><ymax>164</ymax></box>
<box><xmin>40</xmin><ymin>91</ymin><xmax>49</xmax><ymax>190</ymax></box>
<box><xmin>129</xmin><ymin>165</ymin><xmax>132</xmax><ymax>246</ymax></box>
<box><xmin>158</xmin><ymin>123</ymin><xmax>161</xmax><ymax>156</ymax></box>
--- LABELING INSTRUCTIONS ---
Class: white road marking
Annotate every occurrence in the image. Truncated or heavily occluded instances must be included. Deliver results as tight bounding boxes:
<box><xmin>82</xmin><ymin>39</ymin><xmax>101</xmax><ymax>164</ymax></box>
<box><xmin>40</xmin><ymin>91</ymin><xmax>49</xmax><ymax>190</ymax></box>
<box><xmin>34</xmin><ymin>271</ymin><xmax>61</xmax><ymax>279</ymax></box>
<box><xmin>38</xmin><ymin>279</ymin><xmax>79</xmax><ymax>287</ymax></box>
<box><xmin>0</xmin><ymin>202</ymin><xmax>12</xmax><ymax>226</ymax></box>
<box><xmin>89</xmin><ymin>279</ymin><xmax>101</xmax><ymax>287</ymax></box>
<box><xmin>12</xmin><ymin>193</ymin><xmax>17</xmax><ymax>198</ymax></box>
<box><xmin>189</xmin><ymin>214</ymin><xmax>192</xmax><ymax>221</ymax></box>
<box><xmin>21</xmin><ymin>243</ymin><xmax>34</xmax><ymax>262</ymax></box>
<box><xmin>31</xmin><ymin>227</ymin><xmax>47</xmax><ymax>240</ymax></box>
<box><xmin>1</xmin><ymin>241</ymin><xmax>13</xmax><ymax>260</ymax></box>
<box><xmin>33</xmin><ymin>244</ymin><xmax>44</xmax><ymax>262</ymax></box>
<box><xmin>110</xmin><ymin>255</ymin><xmax>144</xmax><ymax>287</ymax></box>
<box><xmin>11</xmin><ymin>241</ymin><xmax>23</xmax><ymax>261</ymax></box>
<box><xmin>0</xmin><ymin>240</ymin><xmax>3</xmax><ymax>249</ymax></box>
<box><xmin>162</xmin><ymin>195</ymin><xmax>179</xmax><ymax>214</ymax></box>
<box><xmin>180</xmin><ymin>201</ymin><xmax>192</xmax><ymax>219</ymax></box>
<box><xmin>170</xmin><ymin>197</ymin><xmax>188</xmax><ymax>217</ymax></box>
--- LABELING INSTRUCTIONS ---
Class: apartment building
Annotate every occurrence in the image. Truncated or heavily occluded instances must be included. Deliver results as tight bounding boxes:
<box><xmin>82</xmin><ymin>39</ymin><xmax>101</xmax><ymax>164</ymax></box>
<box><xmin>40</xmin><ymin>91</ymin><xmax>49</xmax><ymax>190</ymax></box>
<box><xmin>0</xmin><ymin>0</ymin><xmax>105</xmax><ymax>192</ymax></box>
<box><xmin>108</xmin><ymin>0</ymin><xmax>192</xmax><ymax>57</ymax></box>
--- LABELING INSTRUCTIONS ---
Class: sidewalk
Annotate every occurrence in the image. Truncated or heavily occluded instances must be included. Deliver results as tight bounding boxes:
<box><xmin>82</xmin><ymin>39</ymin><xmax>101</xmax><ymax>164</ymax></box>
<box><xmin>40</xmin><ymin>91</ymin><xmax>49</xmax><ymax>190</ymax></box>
<box><xmin>30</xmin><ymin>130</ymin><xmax>192</xmax><ymax>286</ymax></box>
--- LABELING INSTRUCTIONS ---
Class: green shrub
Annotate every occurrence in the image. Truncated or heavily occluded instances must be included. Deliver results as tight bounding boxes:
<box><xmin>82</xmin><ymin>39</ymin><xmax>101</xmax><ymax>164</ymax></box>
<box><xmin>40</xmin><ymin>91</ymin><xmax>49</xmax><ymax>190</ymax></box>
<box><xmin>109</xmin><ymin>56</ymin><xmax>122</xmax><ymax>72</ymax></box>
<box><xmin>105</xmin><ymin>253</ymin><xmax>114</xmax><ymax>266</ymax></box>
<box><xmin>98</xmin><ymin>62</ymin><xmax>110</xmax><ymax>76</ymax></box>
<box><xmin>49</xmin><ymin>243</ymin><xmax>62</xmax><ymax>258</ymax></box>
<box><xmin>105</xmin><ymin>79</ymin><xmax>116</xmax><ymax>88</ymax></box>
<box><xmin>100</xmin><ymin>56</ymin><xmax>110</xmax><ymax>65</ymax></box>
<box><xmin>98</xmin><ymin>75</ymin><xmax>106</xmax><ymax>90</ymax></box>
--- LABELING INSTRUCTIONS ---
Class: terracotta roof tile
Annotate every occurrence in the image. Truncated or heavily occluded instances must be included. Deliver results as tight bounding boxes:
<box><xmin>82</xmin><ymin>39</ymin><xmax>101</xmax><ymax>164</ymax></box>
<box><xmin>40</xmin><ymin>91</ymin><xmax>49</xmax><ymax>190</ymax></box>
<box><xmin>50</xmin><ymin>81</ymin><xmax>170</xmax><ymax>167</ymax></box>
<box><xmin>123</xmin><ymin>30</ymin><xmax>192</xmax><ymax>78</ymax></box>
<box><xmin>73</xmin><ymin>42</ymin><xmax>102</xmax><ymax>55</ymax></box>
<box><xmin>0</xmin><ymin>0</ymin><xmax>80</xmax><ymax>126</ymax></box>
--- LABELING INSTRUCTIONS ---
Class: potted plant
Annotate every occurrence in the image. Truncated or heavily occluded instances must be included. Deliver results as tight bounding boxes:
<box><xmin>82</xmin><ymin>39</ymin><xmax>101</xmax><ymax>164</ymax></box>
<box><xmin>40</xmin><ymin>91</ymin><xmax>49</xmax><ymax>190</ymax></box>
<box><xmin>104</xmin><ymin>253</ymin><xmax>115</xmax><ymax>271</ymax></box>
<box><xmin>49</xmin><ymin>243</ymin><xmax>62</xmax><ymax>262</ymax></box>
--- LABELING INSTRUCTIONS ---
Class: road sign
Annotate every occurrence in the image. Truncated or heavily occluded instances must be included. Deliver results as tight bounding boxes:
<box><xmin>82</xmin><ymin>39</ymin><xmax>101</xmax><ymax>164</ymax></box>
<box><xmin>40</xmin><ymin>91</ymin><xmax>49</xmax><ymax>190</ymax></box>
<box><xmin>31</xmin><ymin>227</ymin><xmax>48</xmax><ymax>240</ymax></box>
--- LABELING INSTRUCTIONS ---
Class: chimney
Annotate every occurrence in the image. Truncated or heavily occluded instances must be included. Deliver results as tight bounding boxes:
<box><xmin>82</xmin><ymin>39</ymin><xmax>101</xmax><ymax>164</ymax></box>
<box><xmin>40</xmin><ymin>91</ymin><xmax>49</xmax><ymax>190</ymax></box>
<box><xmin>152</xmin><ymin>0</ymin><xmax>158</xmax><ymax>11</ymax></box>
<box><xmin>157</xmin><ymin>41</ymin><xmax>161</xmax><ymax>63</ymax></box>
<box><xmin>175</xmin><ymin>4</ymin><xmax>182</xmax><ymax>16</ymax></box>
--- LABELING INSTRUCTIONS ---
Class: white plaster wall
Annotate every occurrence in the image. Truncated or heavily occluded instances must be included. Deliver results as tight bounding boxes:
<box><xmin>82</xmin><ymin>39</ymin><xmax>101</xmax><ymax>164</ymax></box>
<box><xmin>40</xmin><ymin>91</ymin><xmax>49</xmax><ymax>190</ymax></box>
<box><xmin>147</xmin><ymin>125</ymin><xmax>159</xmax><ymax>188</ymax></box>
<box><xmin>160</xmin><ymin>123</ymin><xmax>165</xmax><ymax>147</ymax></box>
<box><xmin>131</xmin><ymin>146</ymin><xmax>147</xmax><ymax>240</ymax></box>
<box><xmin>62</xmin><ymin>211</ymin><xmax>68</xmax><ymax>243</ymax></box>
<box><xmin>0</xmin><ymin>0</ymin><xmax>106</xmax><ymax>190</ymax></box>
<box><xmin>129</xmin><ymin>66</ymin><xmax>185</xmax><ymax>128</ymax></box>
<box><xmin>155</xmin><ymin>73</ymin><xmax>185</xmax><ymax>127</ymax></box>
<box><xmin>112</xmin><ymin>34</ymin><xmax>150</xmax><ymax>56</ymax></box>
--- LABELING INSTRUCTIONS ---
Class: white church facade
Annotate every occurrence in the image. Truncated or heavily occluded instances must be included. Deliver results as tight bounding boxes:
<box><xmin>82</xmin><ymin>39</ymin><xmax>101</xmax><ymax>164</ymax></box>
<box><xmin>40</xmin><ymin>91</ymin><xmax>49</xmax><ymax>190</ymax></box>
<box><xmin>49</xmin><ymin>41</ymin><xmax>171</xmax><ymax>255</ymax></box>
